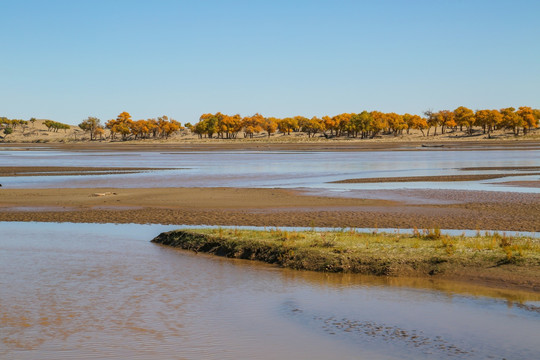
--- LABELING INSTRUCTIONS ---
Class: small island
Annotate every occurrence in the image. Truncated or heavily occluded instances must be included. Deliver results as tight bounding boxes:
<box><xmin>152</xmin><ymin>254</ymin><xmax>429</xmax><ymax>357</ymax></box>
<box><xmin>152</xmin><ymin>228</ymin><xmax>540</xmax><ymax>292</ymax></box>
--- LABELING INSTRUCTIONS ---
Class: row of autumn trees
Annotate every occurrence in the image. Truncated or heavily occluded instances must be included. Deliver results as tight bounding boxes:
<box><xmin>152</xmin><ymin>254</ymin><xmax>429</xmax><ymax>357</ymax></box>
<box><xmin>79</xmin><ymin>112</ymin><xmax>182</xmax><ymax>140</ymax></box>
<box><xmin>191</xmin><ymin>107</ymin><xmax>540</xmax><ymax>139</ymax></box>
<box><xmin>76</xmin><ymin>107</ymin><xmax>540</xmax><ymax>141</ymax></box>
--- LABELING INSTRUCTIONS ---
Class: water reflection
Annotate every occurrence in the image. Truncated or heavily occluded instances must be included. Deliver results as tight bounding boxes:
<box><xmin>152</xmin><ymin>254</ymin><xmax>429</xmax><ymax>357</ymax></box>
<box><xmin>281</xmin><ymin>269</ymin><xmax>540</xmax><ymax>304</ymax></box>
<box><xmin>1</xmin><ymin>222</ymin><xmax>539</xmax><ymax>359</ymax></box>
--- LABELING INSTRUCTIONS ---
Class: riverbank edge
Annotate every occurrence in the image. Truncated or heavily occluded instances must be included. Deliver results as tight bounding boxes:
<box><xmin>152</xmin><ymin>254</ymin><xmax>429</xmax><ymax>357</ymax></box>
<box><xmin>3</xmin><ymin>138</ymin><xmax>540</xmax><ymax>152</ymax></box>
<box><xmin>151</xmin><ymin>230</ymin><xmax>540</xmax><ymax>292</ymax></box>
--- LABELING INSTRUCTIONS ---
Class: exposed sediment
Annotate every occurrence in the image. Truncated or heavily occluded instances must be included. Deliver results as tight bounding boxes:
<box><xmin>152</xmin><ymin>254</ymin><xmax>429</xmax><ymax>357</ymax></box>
<box><xmin>330</xmin><ymin>174</ymin><xmax>540</xmax><ymax>183</ymax></box>
<box><xmin>0</xmin><ymin>166</ymin><xmax>176</xmax><ymax>177</ymax></box>
<box><xmin>1</xmin><ymin>187</ymin><xmax>539</xmax><ymax>231</ymax></box>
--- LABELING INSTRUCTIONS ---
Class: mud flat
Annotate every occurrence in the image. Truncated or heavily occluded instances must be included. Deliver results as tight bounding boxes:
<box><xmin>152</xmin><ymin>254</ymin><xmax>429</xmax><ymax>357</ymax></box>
<box><xmin>460</xmin><ymin>166</ymin><xmax>540</xmax><ymax>171</ymax></box>
<box><xmin>330</xmin><ymin>174</ymin><xmax>540</xmax><ymax>183</ymax></box>
<box><xmin>1</xmin><ymin>187</ymin><xmax>538</xmax><ymax>232</ymax></box>
<box><xmin>152</xmin><ymin>229</ymin><xmax>540</xmax><ymax>292</ymax></box>
<box><xmin>0</xmin><ymin>166</ymin><xmax>175</xmax><ymax>177</ymax></box>
<box><xmin>498</xmin><ymin>180</ymin><xmax>540</xmax><ymax>188</ymax></box>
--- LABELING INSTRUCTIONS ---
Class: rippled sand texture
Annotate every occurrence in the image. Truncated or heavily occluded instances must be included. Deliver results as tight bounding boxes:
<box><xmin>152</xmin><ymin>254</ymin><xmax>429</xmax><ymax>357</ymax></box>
<box><xmin>0</xmin><ymin>187</ymin><xmax>539</xmax><ymax>232</ymax></box>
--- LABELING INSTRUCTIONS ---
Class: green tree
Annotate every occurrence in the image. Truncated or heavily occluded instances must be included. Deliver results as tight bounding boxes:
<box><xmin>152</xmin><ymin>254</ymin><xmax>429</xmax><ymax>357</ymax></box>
<box><xmin>198</xmin><ymin>113</ymin><xmax>219</xmax><ymax>138</ymax></box>
<box><xmin>424</xmin><ymin>110</ymin><xmax>437</xmax><ymax>136</ymax></box>
<box><xmin>299</xmin><ymin>117</ymin><xmax>323</xmax><ymax>138</ymax></box>
<box><xmin>355</xmin><ymin>111</ymin><xmax>374</xmax><ymax>138</ymax></box>
<box><xmin>79</xmin><ymin>117</ymin><xmax>101</xmax><ymax>140</ymax></box>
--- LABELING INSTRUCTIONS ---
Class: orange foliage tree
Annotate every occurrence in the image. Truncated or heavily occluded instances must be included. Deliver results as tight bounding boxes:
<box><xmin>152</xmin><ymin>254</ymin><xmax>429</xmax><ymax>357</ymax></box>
<box><xmin>385</xmin><ymin>112</ymin><xmax>406</xmax><ymax>136</ymax></box>
<box><xmin>475</xmin><ymin>109</ymin><xmax>502</xmax><ymax>137</ymax></box>
<box><xmin>403</xmin><ymin>114</ymin><xmax>427</xmax><ymax>136</ymax></box>
<box><xmin>453</xmin><ymin>106</ymin><xmax>475</xmax><ymax>134</ymax></box>
<box><xmin>262</xmin><ymin>117</ymin><xmax>279</xmax><ymax>137</ymax></box>
<box><xmin>277</xmin><ymin>117</ymin><xmax>298</xmax><ymax>135</ymax></box>
<box><xmin>242</xmin><ymin>113</ymin><xmax>264</xmax><ymax>138</ymax></box>
<box><xmin>106</xmin><ymin>112</ymin><xmax>133</xmax><ymax>140</ymax></box>
<box><xmin>105</xmin><ymin>112</ymin><xmax>181</xmax><ymax>141</ymax></box>
<box><xmin>370</xmin><ymin>111</ymin><xmax>388</xmax><ymax>137</ymax></box>
<box><xmin>500</xmin><ymin>107</ymin><xmax>522</xmax><ymax>135</ymax></box>
<box><xmin>517</xmin><ymin>106</ymin><xmax>538</xmax><ymax>135</ymax></box>
<box><xmin>188</xmin><ymin>106</ymin><xmax>538</xmax><ymax>140</ymax></box>
<box><xmin>299</xmin><ymin>117</ymin><xmax>324</xmax><ymax>138</ymax></box>
<box><xmin>434</xmin><ymin>110</ymin><xmax>456</xmax><ymax>134</ymax></box>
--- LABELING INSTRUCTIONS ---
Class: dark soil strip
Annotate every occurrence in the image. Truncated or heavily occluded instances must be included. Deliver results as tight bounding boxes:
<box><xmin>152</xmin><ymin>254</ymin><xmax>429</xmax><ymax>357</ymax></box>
<box><xmin>0</xmin><ymin>166</ymin><xmax>177</xmax><ymax>177</ymax></box>
<box><xmin>330</xmin><ymin>173</ymin><xmax>540</xmax><ymax>183</ymax></box>
<box><xmin>460</xmin><ymin>166</ymin><xmax>540</xmax><ymax>171</ymax></box>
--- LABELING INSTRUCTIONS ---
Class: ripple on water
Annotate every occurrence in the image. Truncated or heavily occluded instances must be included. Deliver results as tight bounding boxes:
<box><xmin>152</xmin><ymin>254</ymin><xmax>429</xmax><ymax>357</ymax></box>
<box><xmin>1</xmin><ymin>222</ymin><xmax>539</xmax><ymax>359</ymax></box>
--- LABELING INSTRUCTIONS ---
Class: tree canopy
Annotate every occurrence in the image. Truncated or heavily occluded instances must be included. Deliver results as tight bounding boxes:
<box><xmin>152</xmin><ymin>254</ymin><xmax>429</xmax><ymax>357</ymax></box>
<box><xmin>189</xmin><ymin>107</ymin><xmax>539</xmax><ymax>139</ymax></box>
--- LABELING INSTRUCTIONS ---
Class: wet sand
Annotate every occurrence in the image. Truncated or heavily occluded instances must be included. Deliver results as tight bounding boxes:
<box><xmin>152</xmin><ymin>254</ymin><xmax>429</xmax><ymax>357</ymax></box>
<box><xmin>0</xmin><ymin>166</ymin><xmax>175</xmax><ymax>177</ymax></box>
<box><xmin>1</xmin><ymin>187</ymin><xmax>538</xmax><ymax>232</ymax></box>
<box><xmin>460</xmin><ymin>166</ymin><xmax>540</xmax><ymax>171</ymax></box>
<box><xmin>330</xmin><ymin>174</ymin><xmax>540</xmax><ymax>183</ymax></box>
<box><xmin>498</xmin><ymin>181</ymin><xmax>540</xmax><ymax>188</ymax></box>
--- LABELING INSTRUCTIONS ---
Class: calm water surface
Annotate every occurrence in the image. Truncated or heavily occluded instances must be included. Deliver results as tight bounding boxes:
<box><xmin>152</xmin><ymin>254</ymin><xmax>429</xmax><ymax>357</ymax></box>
<box><xmin>1</xmin><ymin>148</ymin><xmax>539</xmax><ymax>193</ymax></box>
<box><xmin>1</xmin><ymin>222</ymin><xmax>539</xmax><ymax>359</ymax></box>
<box><xmin>2</xmin><ymin>148</ymin><xmax>539</xmax><ymax>358</ymax></box>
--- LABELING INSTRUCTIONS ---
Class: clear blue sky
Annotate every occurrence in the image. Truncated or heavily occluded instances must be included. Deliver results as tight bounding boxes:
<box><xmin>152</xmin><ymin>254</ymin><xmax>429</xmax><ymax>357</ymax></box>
<box><xmin>1</xmin><ymin>0</ymin><xmax>539</xmax><ymax>125</ymax></box>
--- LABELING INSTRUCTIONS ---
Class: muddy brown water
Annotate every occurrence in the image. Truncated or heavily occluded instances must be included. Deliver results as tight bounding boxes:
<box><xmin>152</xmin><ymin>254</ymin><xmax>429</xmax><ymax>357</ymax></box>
<box><xmin>1</xmin><ymin>222</ymin><xmax>539</xmax><ymax>359</ymax></box>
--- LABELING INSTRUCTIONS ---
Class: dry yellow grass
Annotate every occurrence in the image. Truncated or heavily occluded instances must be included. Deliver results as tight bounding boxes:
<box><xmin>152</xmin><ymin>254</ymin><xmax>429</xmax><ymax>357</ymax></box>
<box><xmin>153</xmin><ymin>228</ymin><xmax>540</xmax><ymax>291</ymax></box>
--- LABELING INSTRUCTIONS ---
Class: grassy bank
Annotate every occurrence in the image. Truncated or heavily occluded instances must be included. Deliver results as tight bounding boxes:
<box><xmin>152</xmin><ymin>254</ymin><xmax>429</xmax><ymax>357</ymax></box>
<box><xmin>152</xmin><ymin>228</ymin><xmax>540</xmax><ymax>291</ymax></box>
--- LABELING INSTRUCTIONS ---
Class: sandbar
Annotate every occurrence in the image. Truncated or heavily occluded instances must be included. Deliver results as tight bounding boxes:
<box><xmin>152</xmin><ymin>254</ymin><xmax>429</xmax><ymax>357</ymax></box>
<box><xmin>0</xmin><ymin>166</ymin><xmax>176</xmax><ymax>177</ymax></box>
<box><xmin>498</xmin><ymin>181</ymin><xmax>540</xmax><ymax>188</ymax></box>
<box><xmin>0</xmin><ymin>187</ymin><xmax>538</xmax><ymax>232</ymax></box>
<box><xmin>330</xmin><ymin>174</ymin><xmax>540</xmax><ymax>183</ymax></box>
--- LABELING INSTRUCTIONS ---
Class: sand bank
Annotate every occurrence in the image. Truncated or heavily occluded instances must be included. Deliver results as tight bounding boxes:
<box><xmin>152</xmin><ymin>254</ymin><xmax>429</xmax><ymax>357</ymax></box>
<box><xmin>3</xmin><ymin>138</ymin><xmax>540</xmax><ymax>152</ymax></box>
<box><xmin>498</xmin><ymin>181</ymin><xmax>540</xmax><ymax>188</ymax></box>
<box><xmin>460</xmin><ymin>166</ymin><xmax>540</xmax><ymax>171</ymax></box>
<box><xmin>330</xmin><ymin>174</ymin><xmax>540</xmax><ymax>183</ymax></box>
<box><xmin>0</xmin><ymin>166</ymin><xmax>175</xmax><ymax>177</ymax></box>
<box><xmin>1</xmin><ymin>187</ymin><xmax>538</xmax><ymax>232</ymax></box>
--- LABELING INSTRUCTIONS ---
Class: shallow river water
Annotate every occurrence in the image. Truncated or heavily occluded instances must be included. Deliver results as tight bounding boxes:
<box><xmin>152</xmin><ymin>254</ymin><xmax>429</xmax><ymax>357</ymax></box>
<box><xmin>1</xmin><ymin>147</ymin><xmax>540</xmax><ymax>359</ymax></box>
<box><xmin>1</xmin><ymin>222</ymin><xmax>539</xmax><ymax>359</ymax></box>
<box><xmin>1</xmin><ymin>148</ymin><xmax>539</xmax><ymax>193</ymax></box>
